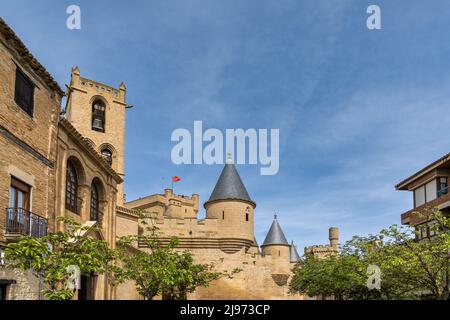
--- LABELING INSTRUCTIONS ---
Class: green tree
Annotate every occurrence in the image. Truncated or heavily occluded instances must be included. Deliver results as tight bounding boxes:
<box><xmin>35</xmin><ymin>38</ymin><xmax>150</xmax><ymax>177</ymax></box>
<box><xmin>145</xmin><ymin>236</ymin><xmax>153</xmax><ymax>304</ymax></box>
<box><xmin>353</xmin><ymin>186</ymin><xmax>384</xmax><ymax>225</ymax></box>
<box><xmin>341</xmin><ymin>235</ymin><xmax>419</xmax><ymax>299</ymax></box>
<box><xmin>379</xmin><ymin>208</ymin><xmax>450</xmax><ymax>300</ymax></box>
<box><xmin>289</xmin><ymin>252</ymin><xmax>370</xmax><ymax>300</ymax></box>
<box><xmin>4</xmin><ymin>218</ymin><xmax>116</xmax><ymax>300</ymax></box>
<box><xmin>290</xmin><ymin>208</ymin><xmax>450</xmax><ymax>300</ymax></box>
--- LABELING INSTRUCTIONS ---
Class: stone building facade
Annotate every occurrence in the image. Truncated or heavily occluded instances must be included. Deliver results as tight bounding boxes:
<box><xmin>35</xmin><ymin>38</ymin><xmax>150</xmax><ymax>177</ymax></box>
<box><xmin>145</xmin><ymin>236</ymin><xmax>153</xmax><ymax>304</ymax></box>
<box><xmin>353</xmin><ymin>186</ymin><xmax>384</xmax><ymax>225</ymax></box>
<box><xmin>396</xmin><ymin>152</ymin><xmax>450</xmax><ymax>239</ymax></box>
<box><xmin>0</xmin><ymin>17</ymin><xmax>63</xmax><ymax>299</ymax></box>
<box><xmin>0</xmin><ymin>18</ymin><xmax>122</xmax><ymax>300</ymax></box>
<box><xmin>0</xmin><ymin>17</ymin><xmax>338</xmax><ymax>300</ymax></box>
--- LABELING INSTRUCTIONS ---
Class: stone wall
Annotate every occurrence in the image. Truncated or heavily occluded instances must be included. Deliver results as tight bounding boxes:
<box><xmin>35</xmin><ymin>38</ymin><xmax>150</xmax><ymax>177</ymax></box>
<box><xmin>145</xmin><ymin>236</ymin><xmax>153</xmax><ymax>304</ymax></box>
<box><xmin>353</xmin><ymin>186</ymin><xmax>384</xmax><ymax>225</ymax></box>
<box><xmin>0</xmin><ymin>268</ymin><xmax>41</xmax><ymax>300</ymax></box>
<box><xmin>116</xmin><ymin>190</ymin><xmax>303</xmax><ymax>300</ymax></box>
<box><xmin>0</xmin><ymin>24</ymin><xmax>61</xmax><ymax>244</ymax></box>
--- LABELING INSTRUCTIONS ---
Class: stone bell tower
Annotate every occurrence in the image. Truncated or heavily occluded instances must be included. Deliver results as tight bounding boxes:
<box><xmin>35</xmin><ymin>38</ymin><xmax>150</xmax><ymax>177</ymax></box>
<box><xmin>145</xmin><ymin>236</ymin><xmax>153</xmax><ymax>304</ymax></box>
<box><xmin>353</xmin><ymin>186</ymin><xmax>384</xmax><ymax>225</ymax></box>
<box><xmin>65</xmin><ymin>67</ymin><xmax>128</xmax><ymax>204</ymax></box>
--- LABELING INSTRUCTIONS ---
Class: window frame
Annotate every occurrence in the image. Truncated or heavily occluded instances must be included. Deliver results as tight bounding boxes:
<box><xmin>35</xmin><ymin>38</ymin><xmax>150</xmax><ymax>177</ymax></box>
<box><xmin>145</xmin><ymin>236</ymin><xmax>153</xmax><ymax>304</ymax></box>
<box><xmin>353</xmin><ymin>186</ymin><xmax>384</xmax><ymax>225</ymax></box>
<box><xmin>100</xmin><ymin>148</ymin><xmax>113</xmax><ymax>165</ymax></box>
<box><xmin>14</xmin><ymin>67</ymin><xmax>35</xmax><ymax>117</ymax></box>
<box><xmin>9</xmin><ymin>177</ymin><xmax>31</xmax><ymax>210</ymax></box>
<box><xmin>91</xmin><ymin>100</ymin><xmax>106</xmax><ymax>132</ymax></box>
<box><xmin>65</xmin><ymin>161</ymin><xmax>79</xmax><ymax>214</ymax></box>
<box><xmin>90</xmin><ymin>183</ymin><xmax>99</xmax><ymax>221</ymax></box>
<box><xmin>437</xmin><ymin>177</ymin><xmax>448</xmax><ymax>197</ymax></box>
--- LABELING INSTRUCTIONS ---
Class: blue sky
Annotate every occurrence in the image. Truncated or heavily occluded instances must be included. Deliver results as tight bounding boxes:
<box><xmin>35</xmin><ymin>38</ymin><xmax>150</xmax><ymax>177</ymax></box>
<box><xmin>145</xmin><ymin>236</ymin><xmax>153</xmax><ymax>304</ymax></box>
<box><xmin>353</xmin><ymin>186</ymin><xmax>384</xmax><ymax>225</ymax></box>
<box><xmin>2</xmin><ymin>0</ymin><xmax>450</xmax><ymax>252</ymax></box>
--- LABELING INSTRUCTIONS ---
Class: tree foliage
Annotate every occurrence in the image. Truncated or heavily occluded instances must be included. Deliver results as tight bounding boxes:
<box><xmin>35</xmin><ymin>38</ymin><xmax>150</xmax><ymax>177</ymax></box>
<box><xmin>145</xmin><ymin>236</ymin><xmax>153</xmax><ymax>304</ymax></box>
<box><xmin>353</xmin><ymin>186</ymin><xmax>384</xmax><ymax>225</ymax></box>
<box><xmin>378</xmin><ymin>208</ymin><xmax>450</xmax><ymax>300</ymax></box>
<box><xmin>114</xmin><ymin>215</ymin><xmax>239</xmax><ymax>300</ymax></box>
<box><xmin>290</xmin><ymin>208</ymin><xmax>450</xmax><ymax>300</ymax></box>
<box><xmin>4</xmin><ymin>218</ymin><xmax>116</xmax><ymax>300</ymax></box>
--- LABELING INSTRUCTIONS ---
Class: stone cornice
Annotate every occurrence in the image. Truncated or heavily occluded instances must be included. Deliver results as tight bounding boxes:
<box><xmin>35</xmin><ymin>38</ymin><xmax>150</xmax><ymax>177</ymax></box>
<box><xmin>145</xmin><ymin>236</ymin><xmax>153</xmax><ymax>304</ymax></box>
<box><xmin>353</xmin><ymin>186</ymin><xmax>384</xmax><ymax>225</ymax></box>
<box><xmin>116</xmin><ymin>205</ymin><xmax>141</xmax><ymax>218</ymax></box>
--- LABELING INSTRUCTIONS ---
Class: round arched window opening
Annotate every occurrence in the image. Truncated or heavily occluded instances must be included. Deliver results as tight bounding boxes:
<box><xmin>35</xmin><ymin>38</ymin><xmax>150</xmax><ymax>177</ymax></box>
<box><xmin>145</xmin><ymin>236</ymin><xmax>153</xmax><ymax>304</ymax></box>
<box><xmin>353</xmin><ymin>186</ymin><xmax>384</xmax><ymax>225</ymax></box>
<box><xmin>101</xmin><ymin>149</ymin><xmax>113</xmax><ymax>165</ymax></box>
<box><xmin>92</xmin><ymin>100</ymin><xmax>106</xmax><ymax>132</ymax></box>
<box><xmin>65</xmin><ymin>161</ymin><xmax>79</xmax><ymax>214</ymax></box>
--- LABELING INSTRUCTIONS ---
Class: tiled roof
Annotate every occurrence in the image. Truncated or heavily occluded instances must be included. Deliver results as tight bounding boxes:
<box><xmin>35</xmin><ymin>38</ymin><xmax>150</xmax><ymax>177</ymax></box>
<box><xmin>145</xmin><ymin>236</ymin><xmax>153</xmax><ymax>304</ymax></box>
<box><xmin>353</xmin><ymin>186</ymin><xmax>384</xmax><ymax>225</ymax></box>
<box><xmin>205</xmin><ymin>162</ymin><xmax>255</xmax><ymax>207</ymax></box>
<box><xmin>289</xmin><ymin>241</ymin><xmax>301</xmax><ymax>263</ymax></box>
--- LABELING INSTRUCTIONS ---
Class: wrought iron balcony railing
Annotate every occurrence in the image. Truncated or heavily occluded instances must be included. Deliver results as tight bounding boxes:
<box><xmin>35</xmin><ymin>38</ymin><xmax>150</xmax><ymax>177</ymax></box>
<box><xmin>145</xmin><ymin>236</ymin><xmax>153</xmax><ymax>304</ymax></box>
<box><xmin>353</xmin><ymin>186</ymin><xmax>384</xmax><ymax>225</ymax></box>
<box><xmin>5</xmin><ymin>208</ymin><xmax>48</xmax><ymax>238</ymax></box>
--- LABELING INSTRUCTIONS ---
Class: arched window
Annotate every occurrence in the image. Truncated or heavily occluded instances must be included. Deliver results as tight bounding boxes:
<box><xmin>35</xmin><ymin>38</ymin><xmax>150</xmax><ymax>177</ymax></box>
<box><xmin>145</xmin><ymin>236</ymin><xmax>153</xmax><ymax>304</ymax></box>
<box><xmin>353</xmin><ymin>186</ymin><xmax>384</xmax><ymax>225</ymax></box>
<box><xmin>66</xmin><ymin>161</ymin><xmax>79</xmax><ymax>213</ymax></box>
<box><xmin>101</xmin><ymin>148</ymin><xmax>112</xmax><ymax>165</ymax></box>
<box><xmin>92</xmin><ymin>100</ymin><xmax>105</xmax><ymax>132</ymax></box>
<box><xmin>90</xmin><ymin>183</ymin><xmax>99</xmax><ymax>221</ymax></box>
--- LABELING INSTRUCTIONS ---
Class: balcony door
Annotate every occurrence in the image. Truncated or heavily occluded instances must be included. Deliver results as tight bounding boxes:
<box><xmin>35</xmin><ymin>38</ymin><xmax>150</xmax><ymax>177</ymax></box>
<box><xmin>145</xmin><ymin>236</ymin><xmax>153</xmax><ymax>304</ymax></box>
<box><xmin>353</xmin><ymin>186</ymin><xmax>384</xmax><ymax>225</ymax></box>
<box><xmin>78</xmin><ymin>275</ymin><xmax>96</xmax><ymax>300</ymax></box>
<box><xmin>8</xmin><ymin>177</ymin><xmax>30</xmax><ymax>233</ymax></box>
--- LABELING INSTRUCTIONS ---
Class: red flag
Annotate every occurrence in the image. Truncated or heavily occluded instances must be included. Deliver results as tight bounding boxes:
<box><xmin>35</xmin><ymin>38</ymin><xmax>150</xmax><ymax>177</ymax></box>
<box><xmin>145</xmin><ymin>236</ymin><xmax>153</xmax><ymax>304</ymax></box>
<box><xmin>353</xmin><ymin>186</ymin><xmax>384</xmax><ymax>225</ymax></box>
<box><xmin>172</xmin><ymin>176</ymin><xmax>181</xmax><ymax>183</ymax></box>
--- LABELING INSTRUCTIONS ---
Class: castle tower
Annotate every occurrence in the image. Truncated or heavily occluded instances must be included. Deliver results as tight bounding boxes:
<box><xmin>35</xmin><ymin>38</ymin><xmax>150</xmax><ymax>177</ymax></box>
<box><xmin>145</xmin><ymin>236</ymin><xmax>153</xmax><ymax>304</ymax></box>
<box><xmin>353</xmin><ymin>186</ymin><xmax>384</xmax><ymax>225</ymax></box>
<box><xmin>65</xmin><ymin>67</ymin><xmax>128</xmax><ymax>204</ymax></box>
<box><xmin>329</xmin><ymin>227</ymin><xmax>339</xmax><ymax>251</ymax></box>
<box><xmin>204</xmin><ymin>154</ymin><xmax>256</xmax><ymax>251</ymax></box>
<box><xmin>289</xmin><ymin>240</ymin><xmax>301</xmax><ymax>263</ymax></box>
<box><xmin>261</xmin><ymin>215</ymin><xmax>290</xmax><ymax>260</ymax></box>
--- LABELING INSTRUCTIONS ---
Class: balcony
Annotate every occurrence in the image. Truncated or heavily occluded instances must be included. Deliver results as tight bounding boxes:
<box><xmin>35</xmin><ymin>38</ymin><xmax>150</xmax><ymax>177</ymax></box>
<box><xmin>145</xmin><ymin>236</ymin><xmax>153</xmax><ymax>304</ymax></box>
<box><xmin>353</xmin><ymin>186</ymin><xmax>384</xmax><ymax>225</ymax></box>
<box><xmin>401</xmin><ymin>186</ymin><xmax>450</xmax><ymax>226</ymax></box>
<box><xmin>5</xmin><ymin>208</ymin><xmax>48</xmax><ymax>238</ymax></box>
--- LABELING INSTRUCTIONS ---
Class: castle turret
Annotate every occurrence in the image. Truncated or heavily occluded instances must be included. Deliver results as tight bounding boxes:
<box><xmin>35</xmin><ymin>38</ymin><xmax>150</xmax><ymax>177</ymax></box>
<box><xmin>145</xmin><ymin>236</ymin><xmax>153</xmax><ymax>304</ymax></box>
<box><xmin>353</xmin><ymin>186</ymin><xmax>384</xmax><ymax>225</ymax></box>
<box><xmin>329</xmin><ymin>227</ymin><xmax>339</xmax><ymax>251</ymax></box>
<box><xmin>261</xmin><ymin>215</ymin><xmax>290</xmax><ymax>260</ymax></box>
<box><xmin>204</xmin><ymin>154</ymin><xmax>256</xmax><ymax>251</ymax></box>
<box><xmin>289</xmin><ymin>240</ymin><xmax>301</xmax><ymax>263</ymax></box>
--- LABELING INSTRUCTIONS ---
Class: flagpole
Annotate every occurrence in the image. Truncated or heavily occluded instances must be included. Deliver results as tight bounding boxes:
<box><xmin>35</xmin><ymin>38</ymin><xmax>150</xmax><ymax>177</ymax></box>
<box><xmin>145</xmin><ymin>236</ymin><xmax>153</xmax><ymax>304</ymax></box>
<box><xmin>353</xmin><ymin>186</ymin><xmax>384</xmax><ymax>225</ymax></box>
<box><xmin>171</xmin><ymin>176</ymin><xmax>180</xmax><ymax>193</ymax></box>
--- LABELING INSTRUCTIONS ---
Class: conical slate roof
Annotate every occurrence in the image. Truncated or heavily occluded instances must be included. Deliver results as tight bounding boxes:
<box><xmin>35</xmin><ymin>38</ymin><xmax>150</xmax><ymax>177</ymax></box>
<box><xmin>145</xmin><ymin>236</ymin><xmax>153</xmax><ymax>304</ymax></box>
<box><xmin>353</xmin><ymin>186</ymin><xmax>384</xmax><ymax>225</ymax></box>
<box><xmin>252</xmin><ymin>237</ymin><xmax>261</xmax><ymax>254</ymax></box>
<box><xmin>205</xmin><ymin>156</ymin><xmax>254</xmax><ymax>206</ymax></box>
<box><xmin>262</xmin><ymin>215</ymin><xmax>289</xmax><ymax>247</ymax></box>
<box><xmin>290</xmin><ymin>241</ymin><xmax>301</xmax><ymax>263</ymax></box>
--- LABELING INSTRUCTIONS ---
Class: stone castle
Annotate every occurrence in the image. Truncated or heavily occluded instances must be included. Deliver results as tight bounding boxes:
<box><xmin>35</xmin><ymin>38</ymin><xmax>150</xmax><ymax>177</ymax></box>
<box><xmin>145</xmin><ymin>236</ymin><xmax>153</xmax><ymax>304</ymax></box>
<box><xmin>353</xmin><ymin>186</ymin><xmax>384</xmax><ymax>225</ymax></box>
<box><xmin>0</xmin><ymin>17</ymin><xmax>338</xmax><ymax>300</ymax></box>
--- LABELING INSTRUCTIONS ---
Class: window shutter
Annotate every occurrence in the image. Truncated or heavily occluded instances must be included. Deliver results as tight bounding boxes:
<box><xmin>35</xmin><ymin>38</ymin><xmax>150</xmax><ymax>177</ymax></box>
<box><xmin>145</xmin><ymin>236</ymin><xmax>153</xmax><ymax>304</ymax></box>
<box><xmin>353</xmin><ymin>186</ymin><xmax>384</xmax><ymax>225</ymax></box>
<box><xmin>14</xmin><ymin>68</ymin><xmax>35</xmax><ymax>116</ymax></box>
